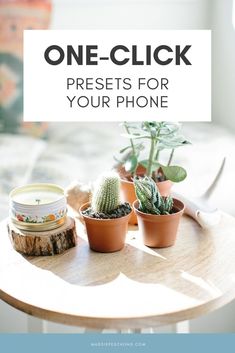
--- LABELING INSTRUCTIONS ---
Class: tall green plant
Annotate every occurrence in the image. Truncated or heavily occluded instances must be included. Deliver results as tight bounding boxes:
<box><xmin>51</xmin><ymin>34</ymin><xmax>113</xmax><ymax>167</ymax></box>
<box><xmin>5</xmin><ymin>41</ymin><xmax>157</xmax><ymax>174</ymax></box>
<box><xmin>118</xmin><ymin>121</ymin><xmax>190</xmax><ymax>183</ymax></box>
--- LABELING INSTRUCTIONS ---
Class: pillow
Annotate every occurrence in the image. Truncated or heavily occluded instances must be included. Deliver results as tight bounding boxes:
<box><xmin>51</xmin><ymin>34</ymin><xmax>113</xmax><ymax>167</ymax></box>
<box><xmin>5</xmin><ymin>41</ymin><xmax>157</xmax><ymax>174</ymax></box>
<box><xmin>0</xmin><ymin>0</ymin><xmax>52</xmax><ymax>134</ymax></box>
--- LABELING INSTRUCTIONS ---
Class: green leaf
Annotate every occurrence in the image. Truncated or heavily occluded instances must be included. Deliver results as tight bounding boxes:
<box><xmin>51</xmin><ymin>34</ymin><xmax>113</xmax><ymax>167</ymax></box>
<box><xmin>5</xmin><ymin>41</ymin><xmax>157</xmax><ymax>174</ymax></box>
<box><xmin>119</xmin><ymin>145</ymin><xmax>132</xmax><ymax>153</ymax></box>
<box><xmin>161</xmin><ymin>165</ymin><xmax>187</xmax><ymax>182</ymax></box>
<box><xmin>124</xmin><ymin>155</ymin><xmax>138</xmax><ymax>173</ymax></box>
<box><xmin>139</xmin><ymin>160</ymin><xmax>160</xmax><ymax>171</ymax></box>
<box><xmin>158</xmin><ymin>135</ymin><xmax>191</xmax><ymax>150</ymax></box>
<box><xmin>120</xmin><ymin>122</ymin><xmax>140</xmax><ymax>129</ymax></box>
<box><xmin>139</xmin><ymin>160</ymin><xmax>148</xmax><ymax>169</ymax></box>
<box><xmin>121</xmin><ymin>133</ymin><xmax>150</xmax><ymax>140</ymax></box>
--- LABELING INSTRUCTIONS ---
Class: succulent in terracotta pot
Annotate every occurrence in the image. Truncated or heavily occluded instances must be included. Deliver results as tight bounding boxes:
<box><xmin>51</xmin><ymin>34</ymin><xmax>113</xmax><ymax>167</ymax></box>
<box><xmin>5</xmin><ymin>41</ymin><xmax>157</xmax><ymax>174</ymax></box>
<box><xmin>80</xmin><ymin>171</ymin><xmax>132</xmax><ymax>253</ymax></box>
<box><xmin>133</xmin><ymin>176</ymin><xmax>185</xmax><ymax>248</ymax></box>
<box><xmin>115</xmin><ymin>121</ymin><xmax>190</xmax><ymax>224</ymax></box>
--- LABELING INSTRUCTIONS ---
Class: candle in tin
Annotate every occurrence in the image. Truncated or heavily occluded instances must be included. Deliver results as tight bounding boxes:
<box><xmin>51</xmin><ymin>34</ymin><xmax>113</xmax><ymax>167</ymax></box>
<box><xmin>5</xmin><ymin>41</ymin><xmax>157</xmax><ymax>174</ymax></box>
<box><xmin>9</xmin><ymin>183</ymin><xmax>67</xmax><ymax>231</ymax></box>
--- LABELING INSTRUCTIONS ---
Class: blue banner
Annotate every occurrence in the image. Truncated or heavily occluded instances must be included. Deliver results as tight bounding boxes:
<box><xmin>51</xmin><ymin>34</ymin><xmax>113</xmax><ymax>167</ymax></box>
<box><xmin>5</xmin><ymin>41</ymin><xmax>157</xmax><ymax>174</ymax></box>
<box><xmin>0</xmin><ymin>334</ymin><xmax>235</xmax><ymax>353</ymax></box>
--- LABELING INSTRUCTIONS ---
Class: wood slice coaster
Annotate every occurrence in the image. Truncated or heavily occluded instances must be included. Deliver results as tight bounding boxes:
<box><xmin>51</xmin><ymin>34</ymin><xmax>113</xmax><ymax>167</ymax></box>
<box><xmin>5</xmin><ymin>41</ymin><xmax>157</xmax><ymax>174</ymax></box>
<box><xmin>7</xmin><ymin>216</ymin><xmax>77</xmax><ymax>256</ymax></box>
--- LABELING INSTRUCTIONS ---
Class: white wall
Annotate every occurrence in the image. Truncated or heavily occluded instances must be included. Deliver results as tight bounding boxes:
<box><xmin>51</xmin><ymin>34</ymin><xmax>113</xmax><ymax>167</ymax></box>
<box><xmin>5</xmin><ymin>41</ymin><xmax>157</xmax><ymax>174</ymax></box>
<box><xmin>51</xmin><ymin>0</ymin><xmax>211</xmax><ymax>30</ymax></box>
<box><xmin>211</xmin><ymin>0</ymin><xmax>235</xmax><ymax>131</ymax></box>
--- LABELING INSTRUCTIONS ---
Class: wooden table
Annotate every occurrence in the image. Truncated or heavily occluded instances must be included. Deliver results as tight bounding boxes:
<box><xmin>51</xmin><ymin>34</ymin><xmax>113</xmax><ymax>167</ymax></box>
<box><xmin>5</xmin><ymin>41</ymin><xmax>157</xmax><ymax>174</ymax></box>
<box><xmin>1</xmin><ymin>213</ymin><xmax>235</xmax><ymax>332</ymax></box>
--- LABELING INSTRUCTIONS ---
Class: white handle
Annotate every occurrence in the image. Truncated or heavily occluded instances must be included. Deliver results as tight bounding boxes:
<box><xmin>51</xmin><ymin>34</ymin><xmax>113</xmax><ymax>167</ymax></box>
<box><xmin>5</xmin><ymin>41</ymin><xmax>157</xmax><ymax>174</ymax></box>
<box><xmin>172</xmin><ymin>192</ymin><xmax>221</xmax><ymax>229</ymax></box>
<box><xmin>196</xmin><ymin>210</ymin><xmax>221</xmax><ymax>229</ymax></box>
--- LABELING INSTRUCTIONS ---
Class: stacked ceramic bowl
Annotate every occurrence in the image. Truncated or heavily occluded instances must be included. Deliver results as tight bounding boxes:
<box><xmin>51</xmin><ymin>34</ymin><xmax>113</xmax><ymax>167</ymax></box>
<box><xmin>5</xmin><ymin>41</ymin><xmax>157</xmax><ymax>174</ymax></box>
<box><xmin>9</xmin><ymin>183</ymin><xmax>67</xmax><ymax>231</ymax></box>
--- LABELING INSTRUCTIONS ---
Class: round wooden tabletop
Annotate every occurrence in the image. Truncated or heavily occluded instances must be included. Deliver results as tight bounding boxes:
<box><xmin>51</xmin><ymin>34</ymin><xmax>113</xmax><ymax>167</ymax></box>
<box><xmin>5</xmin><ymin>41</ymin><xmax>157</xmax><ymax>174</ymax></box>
<box><xmin>0</xmin><ymin>213</ymin><xmax>235</xmax><ymax>330</ymax></box>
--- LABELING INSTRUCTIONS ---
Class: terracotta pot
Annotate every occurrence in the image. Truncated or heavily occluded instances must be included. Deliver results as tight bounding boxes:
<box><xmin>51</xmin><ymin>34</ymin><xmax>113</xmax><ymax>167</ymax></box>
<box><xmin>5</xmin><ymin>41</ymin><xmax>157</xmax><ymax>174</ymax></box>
<box><xmin>157</xmin><ymin>179</ymin><xmax>173</xmax><ymax>197</ymax></box>
<box><xmin>80</xmin><ymin>202</ymin><xmax>131</xmax><ymax>253</ymax></box>
<box><xmin>119</xmin><ymin>166</ymin><xmax>173</xmax><ymax>225</ymax></box>
<box><xmin>120</xmin><ymin>178</ymin><xmax>138</xmax><ymax>225</ymax></box>
<box><xmin>133</xmin><ymin>199</ymin><xmax>185</xmax><ymax>248</ymax></box>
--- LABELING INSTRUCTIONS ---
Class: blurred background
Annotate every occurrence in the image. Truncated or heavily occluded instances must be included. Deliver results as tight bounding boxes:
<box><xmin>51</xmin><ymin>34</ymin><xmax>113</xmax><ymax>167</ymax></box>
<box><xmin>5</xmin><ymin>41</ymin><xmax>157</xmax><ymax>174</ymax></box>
<box><xmin>0</xmin><ymin>0</ymin><xmax>235</xmax><ymax>333</ymax></box>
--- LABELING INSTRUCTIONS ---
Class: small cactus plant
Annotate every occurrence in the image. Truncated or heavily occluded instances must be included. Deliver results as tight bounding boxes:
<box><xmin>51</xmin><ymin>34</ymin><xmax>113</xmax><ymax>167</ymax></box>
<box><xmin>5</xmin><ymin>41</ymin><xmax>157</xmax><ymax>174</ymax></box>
<box><xmin>134</xmin><ymin>176</ymin><xmax>173</xmax><ymax>215</ymax></box>
<box><xmin>91</xmin><ymin>171</ymin><xmax>121</xmax><ymax>214</ymax></box>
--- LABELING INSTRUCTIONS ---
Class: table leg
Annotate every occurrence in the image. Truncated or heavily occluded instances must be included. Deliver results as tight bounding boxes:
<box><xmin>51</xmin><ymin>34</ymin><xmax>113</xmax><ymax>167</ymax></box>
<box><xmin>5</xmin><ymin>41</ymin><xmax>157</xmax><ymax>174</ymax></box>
<box><xmin>27</xmin><ymin>316</ymin><xmax>48</xmax><ymax>333</ymax></box>
<box><xmin>26</xmin><ymin>320</ymin><xmax>189</xmax><ymax>334</ymax></box>
<box><xmin>140</xmin><ymin>328</ymin><xmax>154</xmax><ymax>333</ymax></box>
<box><xmin>173</xmin><ymin>321</ymin><xmax>190</xmax><ymax>333</ymax></box>
<box><xmin>102</xmin><ymin>329</ymin><xmax>119</xmax><ymax>333</ymax></box>
<box><xmin>120</xmin><ymin>329</ymin><xmax>142</xmax><ymax>333</ymax></box>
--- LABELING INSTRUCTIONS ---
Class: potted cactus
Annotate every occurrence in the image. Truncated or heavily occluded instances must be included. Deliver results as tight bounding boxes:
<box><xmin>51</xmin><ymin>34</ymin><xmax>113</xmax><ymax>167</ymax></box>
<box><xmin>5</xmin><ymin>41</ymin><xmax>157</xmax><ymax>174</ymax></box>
<box><xmin>115</xmin><ymin>121</ymin><xmax>190</xmax><ymax>224</ymax></box>
<box><xmin>133</xmin><ymin>176</ymin><xmax>185</xmax><ymax>248</ymax></box>
<box><xmin>80</xmin><ymin>171</ymin><xmax>132</xmax><ymax>252</ymax></box>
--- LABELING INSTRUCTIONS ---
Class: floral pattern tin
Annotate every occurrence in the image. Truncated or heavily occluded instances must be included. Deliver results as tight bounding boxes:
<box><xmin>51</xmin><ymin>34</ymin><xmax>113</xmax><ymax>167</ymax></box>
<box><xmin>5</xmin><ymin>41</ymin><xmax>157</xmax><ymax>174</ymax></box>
<box><xmin>9</xmin><ymin>183</ymin><xmax>67</xmax><ymax>231</ymax></box>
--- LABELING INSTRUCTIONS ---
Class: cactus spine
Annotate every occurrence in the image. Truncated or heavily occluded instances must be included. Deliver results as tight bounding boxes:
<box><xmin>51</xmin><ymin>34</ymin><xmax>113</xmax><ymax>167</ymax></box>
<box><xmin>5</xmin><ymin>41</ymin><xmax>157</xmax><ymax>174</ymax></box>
<box><xmin>92</xmin><ymin>172</ymin><xmax>121</xmax><ymax>214</ymax></box>
<box><xmin>134</xmin><ymin>176</ymin><xmax>173</xmax><ymax>215</ymax></box>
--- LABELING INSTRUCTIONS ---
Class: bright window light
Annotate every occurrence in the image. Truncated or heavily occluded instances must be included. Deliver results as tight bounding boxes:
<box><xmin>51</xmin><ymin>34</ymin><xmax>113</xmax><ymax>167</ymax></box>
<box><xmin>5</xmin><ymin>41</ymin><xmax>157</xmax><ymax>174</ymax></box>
<box><xmin>233</xmin><ymin>0</ymin><xmax>235</xmax><ymax>28</ymax></box>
